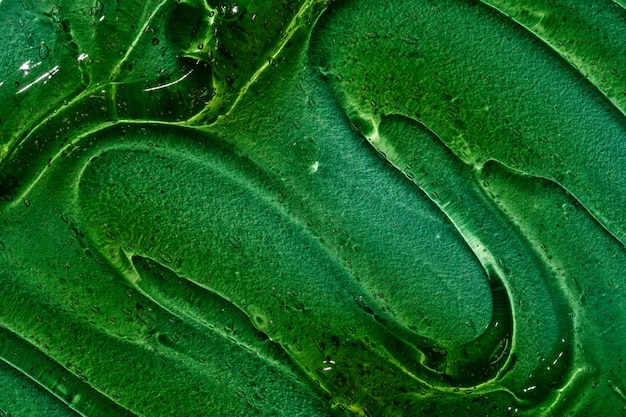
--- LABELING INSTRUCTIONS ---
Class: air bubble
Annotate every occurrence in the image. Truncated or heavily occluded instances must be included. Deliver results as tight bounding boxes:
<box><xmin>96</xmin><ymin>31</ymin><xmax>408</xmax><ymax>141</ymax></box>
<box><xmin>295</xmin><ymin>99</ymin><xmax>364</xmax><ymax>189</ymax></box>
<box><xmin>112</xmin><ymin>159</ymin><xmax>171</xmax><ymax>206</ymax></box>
<box><xmin>137</xmin><ymin>312</ymin><xmax>156</xmax><ymax>327</ymax></box>
<box><xmin>38</xmin><ymin>43</ymin><xmax>49</xmax><ymax>60</ymax></box>
<box><xmin>228</xmin><ymin>235</ymin><xmax>241</xmax><ymax>249</ymax></box>
<box><xmin>158</xmin><ymin>252</ymin><xmax>173</xmax><ymax>263</ymax></box>
<box><xmin>552</xmin><ymin>153</ymin><xmax>564</xmax><ymax>163</ymax></box>
<box><xmin>90</xmin><ymin>1</ymin><xmax>104</xmax><ymax>15</ymax></box>
<box><xmin>254</xmin><ymin>390</ymin><xmax>266</xmax><ymax>403</ymax></box>
<box><xmin>50</xmin><ymin>5</ymin><xmax>63</xmax><ymax>23</ymax></box>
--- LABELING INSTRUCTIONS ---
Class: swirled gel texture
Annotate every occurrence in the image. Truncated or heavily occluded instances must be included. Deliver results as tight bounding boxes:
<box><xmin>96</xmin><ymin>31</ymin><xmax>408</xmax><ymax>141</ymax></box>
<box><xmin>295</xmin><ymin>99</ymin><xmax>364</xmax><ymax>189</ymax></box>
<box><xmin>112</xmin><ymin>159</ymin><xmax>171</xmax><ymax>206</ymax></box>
<box><xmin>1</xmin><ymin>0</ymin><xmax>626</xmax><ymax>416</ymax></box>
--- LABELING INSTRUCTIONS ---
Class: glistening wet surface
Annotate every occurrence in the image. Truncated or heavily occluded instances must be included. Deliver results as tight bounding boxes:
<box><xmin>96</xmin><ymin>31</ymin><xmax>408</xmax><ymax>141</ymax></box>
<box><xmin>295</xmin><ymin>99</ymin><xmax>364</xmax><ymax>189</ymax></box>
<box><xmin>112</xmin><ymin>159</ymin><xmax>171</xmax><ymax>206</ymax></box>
<box><xmin>1</xmin><ymin>0</ymin><xmax>625</xmax><ymax>415</ymax></box>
